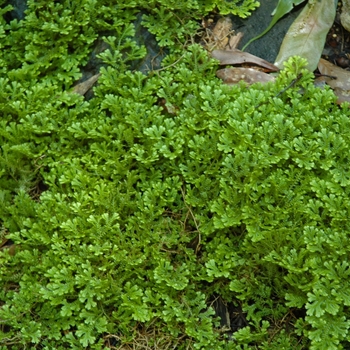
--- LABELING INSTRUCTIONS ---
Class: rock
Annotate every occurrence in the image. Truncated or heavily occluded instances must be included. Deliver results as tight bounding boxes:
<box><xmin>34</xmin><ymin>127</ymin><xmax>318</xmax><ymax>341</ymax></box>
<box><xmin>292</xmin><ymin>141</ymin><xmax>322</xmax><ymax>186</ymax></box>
<box><xmin>4</xmin><ymin>0</ymin><xmax>27</xmax><ymax>22</ymax></box>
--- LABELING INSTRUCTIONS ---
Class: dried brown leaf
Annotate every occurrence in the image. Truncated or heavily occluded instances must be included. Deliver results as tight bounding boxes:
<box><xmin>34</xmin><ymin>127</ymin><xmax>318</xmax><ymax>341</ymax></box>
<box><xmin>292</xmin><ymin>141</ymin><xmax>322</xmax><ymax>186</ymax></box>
<box><xmin>333</xmin><ymin>88</ymin><xmax>350</xmax><ymax>104</ymax></box>
<box><xmin>72</xmin><ymin>73</ymin><xmax>101</xmax><ymax>96</ymax></box>
<box><xmin>211</xmin><ymin>49</ymin><xmax>279</xmax><ymax>72</ymax></box>
<box><xmin>216</xmin><ymin>67</ymin><xmax>275</xmax><ymax>85</ymax></box>
<box><xmin>318</xmin><ymin>58</ymin><xmax>350</xmax><ymax>90</ymax></box>
<box><xmin>317</xmin><ymin>58</ymin><xmax>350</xmax><ymax>104</ymax></box>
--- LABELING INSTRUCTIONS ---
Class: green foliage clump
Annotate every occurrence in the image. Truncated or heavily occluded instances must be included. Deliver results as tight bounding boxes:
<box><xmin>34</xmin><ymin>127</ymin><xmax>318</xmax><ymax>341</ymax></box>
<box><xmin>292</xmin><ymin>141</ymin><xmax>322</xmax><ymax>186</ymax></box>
<box><xmin>2</xmin><ymin>0</ymin><xmax>350</xmax><ymax>349</ymax></box>
<box><xmin>141</xmin><ymin>0</ymin><xmax>259</xmax><ymax>47</ymax></box>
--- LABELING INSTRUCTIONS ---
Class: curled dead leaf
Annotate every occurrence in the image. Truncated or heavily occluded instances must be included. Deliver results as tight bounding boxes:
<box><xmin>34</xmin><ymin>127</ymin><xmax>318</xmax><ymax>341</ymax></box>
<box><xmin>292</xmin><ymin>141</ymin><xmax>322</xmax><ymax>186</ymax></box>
<box><xmin>211</xmin><ymin>49</ymin><xmax>279</xmax><ymax>72</ymax></box>
<box><xmin>72</xmin><ymin>73</ymin><xmax>101</xmax><ymax>96</ymax></box>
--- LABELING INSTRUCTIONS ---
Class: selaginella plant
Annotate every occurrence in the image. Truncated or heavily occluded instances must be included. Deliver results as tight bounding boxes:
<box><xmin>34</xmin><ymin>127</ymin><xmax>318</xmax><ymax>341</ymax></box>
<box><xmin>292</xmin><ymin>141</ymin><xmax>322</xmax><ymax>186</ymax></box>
<box><xmin>1</xmin><ymin>0</ymin><xmax>350</xmax><ymax>349</ymax></box>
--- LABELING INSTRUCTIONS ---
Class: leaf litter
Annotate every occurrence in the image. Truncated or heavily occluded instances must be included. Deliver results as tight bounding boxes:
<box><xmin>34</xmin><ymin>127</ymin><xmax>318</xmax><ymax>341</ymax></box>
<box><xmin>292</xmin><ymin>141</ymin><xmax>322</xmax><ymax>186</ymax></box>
<box><xmin>200</xmin><ymin>16</ymin><xmax>279</xmax><ymax>86</ymax></box>
<box><xmin>317</xmin><ymin>58</ymin><xmax>350</xmax><ymax>104</ymax></box>
<box><xmin>71</xmin><ymin>3</ymin><xmax>350</xmax><ymax>103</ymax></box>
<box><xmin>204</xmin><ymin>0</ymin><xmax>350</xmax><ymax>105</ymax></box>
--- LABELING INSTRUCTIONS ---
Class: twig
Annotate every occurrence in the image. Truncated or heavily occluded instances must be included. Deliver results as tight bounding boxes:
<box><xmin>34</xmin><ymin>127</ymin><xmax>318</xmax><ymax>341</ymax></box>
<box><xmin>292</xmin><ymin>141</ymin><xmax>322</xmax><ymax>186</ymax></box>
<box><xmin>180</xmin><ymin>186</ymin><xmax>201</xmax><ymax>255</ymax></box>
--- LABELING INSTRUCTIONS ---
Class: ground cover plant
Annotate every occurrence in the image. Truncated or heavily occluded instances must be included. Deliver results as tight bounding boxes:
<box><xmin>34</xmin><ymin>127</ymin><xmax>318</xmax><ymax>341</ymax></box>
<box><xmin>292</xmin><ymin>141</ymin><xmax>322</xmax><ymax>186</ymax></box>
<box><xmin>1</xmin><ymin>0</ymin><xmax>350</xmax><ymax>349</ymax></box>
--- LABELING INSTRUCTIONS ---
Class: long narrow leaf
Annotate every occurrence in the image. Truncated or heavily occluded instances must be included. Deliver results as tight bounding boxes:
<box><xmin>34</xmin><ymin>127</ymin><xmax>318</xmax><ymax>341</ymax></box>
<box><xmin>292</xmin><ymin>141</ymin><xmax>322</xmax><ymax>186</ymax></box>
<box><xmin>275</xmin><ymin>0</ymin><xmax>337</xmax><ymax>71</ymax></box>
<box><xmin>211</xmin><ymin>49</ymin><xmax>279</xmax><ymax>71</ymax></box>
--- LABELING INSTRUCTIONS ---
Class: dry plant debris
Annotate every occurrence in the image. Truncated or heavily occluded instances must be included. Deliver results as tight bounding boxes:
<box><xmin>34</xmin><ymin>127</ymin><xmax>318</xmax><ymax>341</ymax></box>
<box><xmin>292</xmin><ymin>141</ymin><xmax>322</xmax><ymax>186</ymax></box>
<box><xmin>72</xmin><ymin>73</ymin><xmax>101</xmax><ymax>96</ymax></box>
<box><xmin>201</xmin><ymin>17</ymin><xmax>237</xmax><ymax>51</ymax></box>
<box><xmin>211</xmin><ymin>49</ymin><xmax>279</xmax><ymax>71</ymax></box>
<box><xmin>200</xmin><ymin>16</ymin><xmax>279</xmax><ymax>86</ymax></box>
<box><xmin>206</xmin><ymin>4</ymin><xmax>350</xmax><ymax>103</ymax></box>
<box><xmin>318</xmin><ymin>58</ymin><xmax>350</xmax><ymax>104</ymax></box>
<box><xmin>216</xmin><ymin>67</ymin><xmax>275</xmax><ymax>85</ymax></box>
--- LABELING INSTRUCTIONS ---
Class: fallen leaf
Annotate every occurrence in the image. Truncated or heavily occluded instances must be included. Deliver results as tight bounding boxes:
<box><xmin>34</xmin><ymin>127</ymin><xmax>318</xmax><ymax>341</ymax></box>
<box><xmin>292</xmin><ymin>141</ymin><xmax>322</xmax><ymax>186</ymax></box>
<box><xmin>274</xmin><ymin>0</ymin><xmax>337</xmax><ymax>71</ymax></box>
<box><xmin>317</xmin><ymin>58</ymin><xmax>350</xmax><ymax>104</ymax></box>
<box><xmin>340</xmin><ymin>0</ymin><xmax>350</xmax><ymax>32</ymax></box>
<box><xmin>333</xmin><ymin>88</ymin><xmax>350</xmax><ymax>104</ymax></box>
<box><xmin>72</xmin><ymin>73</ymin><xmax>101</xmax><ymax>96</ymax></box>
<box><xmin>216</xmin><ymin>67</ymin><xmax>275</xmax><ymax>85</ymax></box>
<box><xmin>211</xmin><ymin>49</ymin><xmax>279</xmax><ymax>72</ymax></box>
<box><xmin>318</xmin><ymin>58</ymin><xmax>350</xmax><ymax>90</ymax></box>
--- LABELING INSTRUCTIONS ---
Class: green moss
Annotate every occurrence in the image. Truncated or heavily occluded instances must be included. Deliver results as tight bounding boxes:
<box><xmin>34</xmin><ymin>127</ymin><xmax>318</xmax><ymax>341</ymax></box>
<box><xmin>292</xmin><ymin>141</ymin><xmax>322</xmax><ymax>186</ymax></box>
<box><xmin>2</xmin><ymin>1</ymin><xmax>350</xmax><ymax>349</ymax></box>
